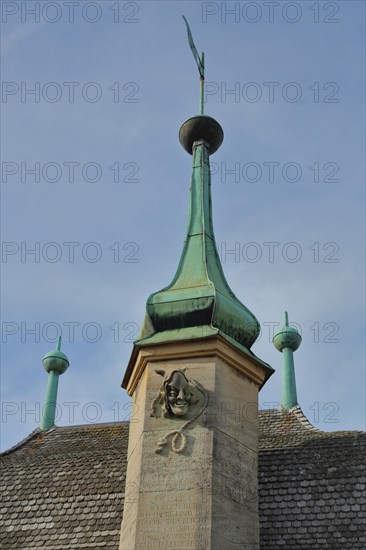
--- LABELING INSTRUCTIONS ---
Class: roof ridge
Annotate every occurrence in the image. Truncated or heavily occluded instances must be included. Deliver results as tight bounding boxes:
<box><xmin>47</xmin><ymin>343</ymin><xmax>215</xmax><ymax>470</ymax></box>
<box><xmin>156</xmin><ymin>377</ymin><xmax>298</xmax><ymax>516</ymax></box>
<box><xmin>51</xmin><ymin>420</ymin><xmax>130</xmax><ymax>430</ymax></box>
<box><xmin>1</xmin><ymin>422</ymin><xmax>130</xmax><ymax>455</ymax></box>
<box><xmin>282</xmin><ymin>405</ymin><xmax>366</xmax><ymax>436</ymax></box>
<box><xmin>287</xmin><ymin>404</ymin><xmax>321</xmax><ymax>432</ymax></box>
<box><xmin>0</xmin><ymin>428</ymin><xmax>43</xmax><ymax>456</ymax></box>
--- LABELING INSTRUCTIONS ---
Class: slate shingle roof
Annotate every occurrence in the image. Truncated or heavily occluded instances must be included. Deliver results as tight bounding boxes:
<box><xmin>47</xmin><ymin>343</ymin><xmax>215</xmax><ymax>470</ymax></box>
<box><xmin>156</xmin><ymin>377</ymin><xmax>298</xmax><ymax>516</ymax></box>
<box><xmin>1</xmin><ymin>409</ymin><xmax>365</xmax><ymax>549</ymax></box>
<box><xmin>0</xmin><ymin>423</ymin><xmax>129</xmax><ymax>549</ymax></box>
<box><xmin>258</xmin><ymin>406</ymin><xmax>366</xmax><ymax>549</ymax></box>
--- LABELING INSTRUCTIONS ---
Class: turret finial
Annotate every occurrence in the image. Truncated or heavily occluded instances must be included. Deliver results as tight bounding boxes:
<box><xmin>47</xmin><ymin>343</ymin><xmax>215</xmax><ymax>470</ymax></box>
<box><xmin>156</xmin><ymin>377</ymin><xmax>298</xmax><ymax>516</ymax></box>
<box><xmin>182</xmin><ymin>16</ymin><xmax>205</xmax><ymax>115</ymax></box>
<box><xmin>179</xmin><ymin>18</ymin><xmax>224</xmax><ymax>156</ymax></box>
<box><xmin>273</xmin><ymin>311</ymin><xmax>301</xmax><ymax>409</ymax></box>
<box><xmin>40</xmin><ymin>335</ymin><xmax>70</xmax><ymax>431</ymax></box>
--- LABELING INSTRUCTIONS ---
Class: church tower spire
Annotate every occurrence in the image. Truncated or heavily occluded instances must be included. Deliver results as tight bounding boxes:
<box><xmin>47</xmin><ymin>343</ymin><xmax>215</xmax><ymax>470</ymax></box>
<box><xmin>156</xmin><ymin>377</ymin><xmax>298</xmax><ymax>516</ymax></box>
<box><xmin>136</xmin><ymin>113</ymin><xmax>260</xmax><ymax>352</ymax></box>
<box><xmin>120</xmin><ymin>19</ymin><xmax>273</xmax><ymax>550</ymax></box>
<box><xmin>125</xmin><ymin>22</ymin><xmax>263</xmax><ymax>391</ymax></box>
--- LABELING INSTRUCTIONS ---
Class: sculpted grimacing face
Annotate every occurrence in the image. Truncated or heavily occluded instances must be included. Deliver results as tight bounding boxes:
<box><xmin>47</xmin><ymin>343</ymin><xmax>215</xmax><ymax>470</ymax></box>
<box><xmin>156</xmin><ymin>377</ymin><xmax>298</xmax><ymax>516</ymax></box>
<box><xmin>165</xmin><ymin>371</ymin><xmax>193</xmax><ymax>417</ymax></box>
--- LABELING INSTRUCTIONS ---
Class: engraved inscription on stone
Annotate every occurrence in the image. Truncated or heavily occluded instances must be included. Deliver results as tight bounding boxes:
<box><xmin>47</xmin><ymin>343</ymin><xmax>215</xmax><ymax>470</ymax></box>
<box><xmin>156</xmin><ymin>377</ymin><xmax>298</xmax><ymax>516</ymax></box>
<box><xmin>136</xmin><ymin>492</ymin><xmax>210</xmax><ymax>550</ymax></box>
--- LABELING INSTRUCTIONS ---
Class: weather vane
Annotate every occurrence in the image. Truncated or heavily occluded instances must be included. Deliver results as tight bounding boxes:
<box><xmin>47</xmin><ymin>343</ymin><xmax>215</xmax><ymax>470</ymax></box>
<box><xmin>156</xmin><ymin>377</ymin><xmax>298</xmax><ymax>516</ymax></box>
<box><xmin>182</xmin><ymin>16</ymin><xmax>205</xmax><ymax>115</ymax></box>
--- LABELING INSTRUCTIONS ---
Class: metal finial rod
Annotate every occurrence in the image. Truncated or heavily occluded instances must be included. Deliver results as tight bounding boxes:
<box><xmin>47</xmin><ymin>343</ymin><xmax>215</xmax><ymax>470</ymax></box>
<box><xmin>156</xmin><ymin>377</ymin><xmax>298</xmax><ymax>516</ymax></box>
<box><xmin>285</xmin><ymin>311</ymin><xmax>289</xmax><ymax>326</ymax></box>
<box><xmin>56</xmin><ymin>336</ymin><xmax>62</xmax><ymax>351</ymax></box>
<box><xmin>182</xmin><ymin>16</ymin><xmax>205</xmax><ymax>115</ymax></box>
<box><xmin>199</xmin><ymin>52</ymin><xmax>205</xmax><ymax>115</ymax></box>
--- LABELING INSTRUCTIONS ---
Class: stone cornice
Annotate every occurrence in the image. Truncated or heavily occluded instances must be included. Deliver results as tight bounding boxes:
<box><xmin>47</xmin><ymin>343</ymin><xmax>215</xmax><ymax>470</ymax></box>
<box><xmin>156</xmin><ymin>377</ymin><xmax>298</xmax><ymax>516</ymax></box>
<box><xmin>122</xmin><ymin>333</ymin><xmax>273</xmax><ymax>396</ymax></box>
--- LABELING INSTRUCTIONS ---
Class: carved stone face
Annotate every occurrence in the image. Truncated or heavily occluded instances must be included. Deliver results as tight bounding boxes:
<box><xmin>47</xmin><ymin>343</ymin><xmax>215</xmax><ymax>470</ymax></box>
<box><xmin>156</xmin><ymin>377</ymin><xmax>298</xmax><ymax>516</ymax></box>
<box><xmin>165</xmin><ymin>371</ymin><xmax>192</xmax><ymax>417</ymax></box>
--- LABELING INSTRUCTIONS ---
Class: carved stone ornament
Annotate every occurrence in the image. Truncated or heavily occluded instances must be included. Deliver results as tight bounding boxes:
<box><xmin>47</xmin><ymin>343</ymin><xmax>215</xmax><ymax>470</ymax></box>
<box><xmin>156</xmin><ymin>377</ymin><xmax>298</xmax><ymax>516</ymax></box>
<box><xmin>150</xmin><ymin>369</ymin><xmax>208</xmax><ymax>454</ymax></box>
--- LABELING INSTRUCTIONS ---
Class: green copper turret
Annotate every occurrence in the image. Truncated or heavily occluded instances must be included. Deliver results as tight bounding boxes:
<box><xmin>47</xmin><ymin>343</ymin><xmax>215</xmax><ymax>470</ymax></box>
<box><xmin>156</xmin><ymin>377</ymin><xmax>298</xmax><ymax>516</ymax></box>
<box><xmin>122</xmin><ymin>18</ymin><xmax>273</xmax><ymax>392</ymax></box>
<box><xmin>40</xmin><ymin>337</ymin><xmax>69</xmax><ymax>431</ymax></box>
<box><xmin>273</xmin><ymin>312</ymin><xmax>302</xmax><ymax>409</ymax></box>
<box><xmin>136</xmin><ymin>19</ymin><xmax>261</xmax><ymax>351</ymax></box>
<box><xmin>138</xmin><ymin>116</ymin><xmax>260</xmax><ymax>350</ymax></box>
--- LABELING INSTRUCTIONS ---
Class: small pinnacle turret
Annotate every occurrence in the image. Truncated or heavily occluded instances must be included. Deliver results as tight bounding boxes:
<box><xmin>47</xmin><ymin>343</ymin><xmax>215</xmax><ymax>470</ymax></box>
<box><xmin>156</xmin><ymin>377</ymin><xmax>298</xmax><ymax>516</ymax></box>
<box><xmin>40</xmin><ymin>336</ymin><xmax>69</xmax><ymax>431</ymax></box>
<box><xmin>273</xmin><ymin>311</ymin><xmax>301</xmax><ymax>409</ymax></box>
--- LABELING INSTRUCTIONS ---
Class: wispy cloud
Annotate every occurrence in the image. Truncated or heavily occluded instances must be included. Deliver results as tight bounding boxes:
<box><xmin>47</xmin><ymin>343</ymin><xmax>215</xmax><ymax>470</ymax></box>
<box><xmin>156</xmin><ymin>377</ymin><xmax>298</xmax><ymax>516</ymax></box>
<box><xmin>2</xmin><ymin>21</ymin><xmax>47</xmax><ymax>53</ymax></box>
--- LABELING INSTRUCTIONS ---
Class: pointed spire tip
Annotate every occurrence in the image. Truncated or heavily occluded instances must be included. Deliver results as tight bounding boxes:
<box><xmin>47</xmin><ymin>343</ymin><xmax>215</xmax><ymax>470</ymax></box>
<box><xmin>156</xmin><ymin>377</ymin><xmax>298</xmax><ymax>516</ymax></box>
<box><xmin>56</xmin><ymin>336</ymin><xmax>62</xmax><ymax>351</ymax></box>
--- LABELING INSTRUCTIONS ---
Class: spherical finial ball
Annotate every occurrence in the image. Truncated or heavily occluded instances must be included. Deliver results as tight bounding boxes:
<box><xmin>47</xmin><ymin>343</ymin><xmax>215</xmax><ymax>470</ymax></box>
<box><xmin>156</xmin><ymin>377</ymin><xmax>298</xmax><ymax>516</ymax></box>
<box><xmin>273</xmin><ymin>325</ymin><xmax>302</xmax><ymax>352</ymax></box>
<box><xmin>42</xmin><ymin>350</ymin><xmax>69</xmax><ymax>375</ymax></box>
<box><xmin>179</xmin><ymin>115</ymin><xmax>224</xmax><ymax>155</ymax></box>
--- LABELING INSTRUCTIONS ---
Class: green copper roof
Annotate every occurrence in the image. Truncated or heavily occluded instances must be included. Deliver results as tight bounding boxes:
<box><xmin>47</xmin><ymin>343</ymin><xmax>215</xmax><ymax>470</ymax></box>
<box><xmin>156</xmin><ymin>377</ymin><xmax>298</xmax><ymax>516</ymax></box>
<box><xmin>131</xmin><ymin>19</ymin><xmax>266</xmax><ymax>360</ymax></box>
<box><xmin>273</xmin><ymin>311</ymin><xmax>302</xmax><ymax>352</ymax></box>
<box><xmin>137</xmin><ymin>116</ymin><xmax>260</xmax><ymax>351</ymax></box>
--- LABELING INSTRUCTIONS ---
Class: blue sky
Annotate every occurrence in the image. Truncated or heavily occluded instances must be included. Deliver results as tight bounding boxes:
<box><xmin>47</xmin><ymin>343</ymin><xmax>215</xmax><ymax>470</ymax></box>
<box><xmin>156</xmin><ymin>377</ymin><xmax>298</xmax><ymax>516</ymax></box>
<box><xmin>1</xmin><ymin>0</ymin><xmax>365</xmax><ymax>451</ymax></box>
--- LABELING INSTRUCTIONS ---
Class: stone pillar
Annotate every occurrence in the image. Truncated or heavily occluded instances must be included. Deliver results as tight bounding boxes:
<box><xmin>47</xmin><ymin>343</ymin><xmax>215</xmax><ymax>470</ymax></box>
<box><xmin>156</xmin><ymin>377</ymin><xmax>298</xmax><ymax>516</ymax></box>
<box><xmin>119</xmin><ymin>336</ymin><xmax>269</xmax><ymax>550</ymax></box>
